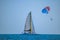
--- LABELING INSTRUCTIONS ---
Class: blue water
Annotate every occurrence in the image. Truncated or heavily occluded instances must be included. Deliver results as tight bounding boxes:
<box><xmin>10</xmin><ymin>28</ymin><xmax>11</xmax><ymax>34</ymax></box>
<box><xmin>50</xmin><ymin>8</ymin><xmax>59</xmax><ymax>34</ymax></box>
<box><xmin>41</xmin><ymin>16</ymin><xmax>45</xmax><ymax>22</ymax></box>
<box><xmin>0</xmin><ymin>34</ymin><xmax>60</xmax><ymax>40</ymax></box>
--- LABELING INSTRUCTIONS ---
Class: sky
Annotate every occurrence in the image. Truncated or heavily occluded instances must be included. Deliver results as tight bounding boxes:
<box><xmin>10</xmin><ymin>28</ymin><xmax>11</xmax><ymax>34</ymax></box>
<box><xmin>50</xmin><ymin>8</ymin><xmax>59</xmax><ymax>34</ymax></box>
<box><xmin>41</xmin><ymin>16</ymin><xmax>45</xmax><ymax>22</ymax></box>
<box><xmin>0</xmin><ymin>0</ymin><xmax>60</xmax><ymax>34</ymax></box>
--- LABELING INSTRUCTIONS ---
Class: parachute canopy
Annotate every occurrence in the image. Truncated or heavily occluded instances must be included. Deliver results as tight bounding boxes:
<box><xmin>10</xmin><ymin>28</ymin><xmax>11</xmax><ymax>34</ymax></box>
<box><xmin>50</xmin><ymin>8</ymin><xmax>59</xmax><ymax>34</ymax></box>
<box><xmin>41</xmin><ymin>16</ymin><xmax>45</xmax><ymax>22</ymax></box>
<box><xmin>42</xmin><ymin>6</ymin><xmax>50</xmax><ymax>14</ymax></box>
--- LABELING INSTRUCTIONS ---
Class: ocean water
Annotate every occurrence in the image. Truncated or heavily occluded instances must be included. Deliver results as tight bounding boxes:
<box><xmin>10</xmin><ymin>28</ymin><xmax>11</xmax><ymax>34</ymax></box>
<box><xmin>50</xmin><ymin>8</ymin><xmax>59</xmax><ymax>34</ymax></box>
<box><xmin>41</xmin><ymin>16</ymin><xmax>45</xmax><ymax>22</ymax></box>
<box><xmin>0</xmin><ymin>34</ymin><xmax>60</xmax><ymax>40</ymax></box>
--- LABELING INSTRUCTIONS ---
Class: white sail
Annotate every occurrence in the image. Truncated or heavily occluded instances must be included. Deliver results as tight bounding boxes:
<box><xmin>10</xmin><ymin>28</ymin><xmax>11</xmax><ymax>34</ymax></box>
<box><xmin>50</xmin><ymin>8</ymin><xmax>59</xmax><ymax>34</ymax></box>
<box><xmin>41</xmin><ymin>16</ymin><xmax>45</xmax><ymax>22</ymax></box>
<box><xmin>24</xmin><ymin>12</ymin><xmax>35</xmax><ymax>34</ymax></box>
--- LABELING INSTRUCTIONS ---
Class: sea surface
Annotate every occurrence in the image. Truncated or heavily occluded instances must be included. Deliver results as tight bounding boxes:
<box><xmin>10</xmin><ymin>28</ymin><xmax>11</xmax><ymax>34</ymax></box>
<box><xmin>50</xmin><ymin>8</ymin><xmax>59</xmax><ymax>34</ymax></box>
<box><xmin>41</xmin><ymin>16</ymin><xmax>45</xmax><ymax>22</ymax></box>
<box><xmin>0</xmin><ymin>34</ymin><xmax>60</xmax><ymax>40</ymax></box>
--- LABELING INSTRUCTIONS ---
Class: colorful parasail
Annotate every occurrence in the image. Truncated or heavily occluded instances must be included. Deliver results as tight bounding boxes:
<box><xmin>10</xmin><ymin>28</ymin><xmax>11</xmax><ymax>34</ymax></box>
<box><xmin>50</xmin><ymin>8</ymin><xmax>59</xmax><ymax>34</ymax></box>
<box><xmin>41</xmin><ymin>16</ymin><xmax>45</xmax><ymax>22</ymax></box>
<box><xmin>42</xmin><ymin>6</ymin><xmax>50</xmax><ymax>14</ymax></box>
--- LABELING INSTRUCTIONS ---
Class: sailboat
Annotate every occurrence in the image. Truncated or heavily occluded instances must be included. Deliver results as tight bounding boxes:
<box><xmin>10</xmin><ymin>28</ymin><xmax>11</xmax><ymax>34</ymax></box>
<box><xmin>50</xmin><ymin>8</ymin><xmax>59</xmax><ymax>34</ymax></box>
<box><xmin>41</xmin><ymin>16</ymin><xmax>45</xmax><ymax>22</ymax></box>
<box><xmin>24</xmin><ymin>12</ymin><xmax>35</xmax><ymax>34</ymax></box>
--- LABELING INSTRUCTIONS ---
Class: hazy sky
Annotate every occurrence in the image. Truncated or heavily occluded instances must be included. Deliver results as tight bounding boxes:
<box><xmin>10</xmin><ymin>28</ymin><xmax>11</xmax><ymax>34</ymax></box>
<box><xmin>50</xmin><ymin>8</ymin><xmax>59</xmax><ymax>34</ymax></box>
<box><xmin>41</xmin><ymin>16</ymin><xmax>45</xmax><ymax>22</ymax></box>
<box><xmin>0</xmin><ymin>0</ymin><xmax>60</xmax><ymax>34</ymax></box>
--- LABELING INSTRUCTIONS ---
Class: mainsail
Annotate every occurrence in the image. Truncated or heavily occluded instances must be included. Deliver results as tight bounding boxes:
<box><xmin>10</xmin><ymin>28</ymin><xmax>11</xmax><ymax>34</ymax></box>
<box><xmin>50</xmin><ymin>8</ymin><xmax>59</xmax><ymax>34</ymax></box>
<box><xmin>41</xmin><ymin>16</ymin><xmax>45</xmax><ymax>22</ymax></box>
<box><xmin>24</xmin><ymin>12</ymin><xmax>35</xmax><ymax>34</ymax></box>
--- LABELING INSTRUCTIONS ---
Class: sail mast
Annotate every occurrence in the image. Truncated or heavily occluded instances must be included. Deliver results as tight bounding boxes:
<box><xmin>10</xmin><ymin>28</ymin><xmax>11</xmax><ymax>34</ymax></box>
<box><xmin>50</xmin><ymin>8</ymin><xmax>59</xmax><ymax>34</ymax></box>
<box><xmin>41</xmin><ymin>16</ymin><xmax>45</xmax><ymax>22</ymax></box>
<box><xmin>30</xmin><ymin>12</ymin><xmax>32</xmax><ymax>33</ymax></box>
